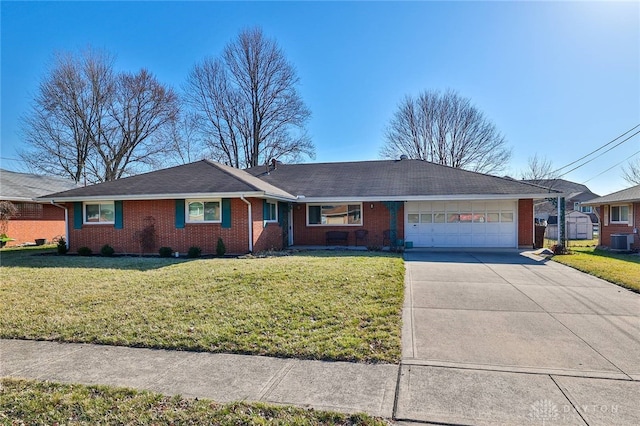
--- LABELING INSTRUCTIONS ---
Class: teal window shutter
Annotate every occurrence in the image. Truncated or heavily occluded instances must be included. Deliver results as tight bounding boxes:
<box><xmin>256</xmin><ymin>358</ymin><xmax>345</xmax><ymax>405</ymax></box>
<box><xmin>278</xmin><ymin>202</ymin><xmax>287</xmax><ymax>227</ymax></box>
<box><xmin>222</xmin><ymin>198</ymin><xmax>231</xmax><ymax>228</ymax></box>
<box><xmin>175</xmin><ymin>199</ymin><xmax>185</xmax><ymax>229</ymax></box>
<box><xmin>114</xmin><ymin>201</ymin><xmax>123</xmax><ymax>229</ymax></box>
<box><xmin>263</xmin><ymin>199</ymin><xmax>268</xmax><ymax>227</ymax></box>
<box><xmin>73</xmin><ymin>202</ymin><xmax>83</xmax><ymax>229</ymax></box>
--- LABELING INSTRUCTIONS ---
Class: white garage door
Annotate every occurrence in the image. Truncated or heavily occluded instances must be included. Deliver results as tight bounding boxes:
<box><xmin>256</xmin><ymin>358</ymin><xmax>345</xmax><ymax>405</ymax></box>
<box><xmin>405</xmin><ymin>201</ymin><xmax>517</xmax><ymax>248</ymax></box>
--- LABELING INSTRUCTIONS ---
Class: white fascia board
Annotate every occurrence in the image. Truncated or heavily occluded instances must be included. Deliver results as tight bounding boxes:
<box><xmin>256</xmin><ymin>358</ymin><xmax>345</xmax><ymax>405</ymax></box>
<box><xmin>296</xmin><ymin>194</ymin><xmax>556</xmax><ymax>203</ymax></box>
<box><xmin>38</xmin><ymin>191</ymin><xmax>270</xmax><ymax>203</ymax></box>
<box><xmin>262</xmin><ymin>193</ymin><xmax>297</xmax><ymax>202</ymax></box>
<box><xmin>1</xmin><ymin>196</ymin><xmax>45</xmax><ymax>203</ymax></box>
<box><xmin>583</xmin><ymin>198</ymin><xmax>640</xmax><ymax>206</ymax></box>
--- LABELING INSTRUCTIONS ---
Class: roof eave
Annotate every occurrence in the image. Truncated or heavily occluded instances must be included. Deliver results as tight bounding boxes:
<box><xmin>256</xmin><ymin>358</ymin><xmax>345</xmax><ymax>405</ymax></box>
<box><xmin>583</xmin><ymin>198</ymin><xmax>640</xmax><ymax>206</ymax></box>
<box><xmin>38</xmin><ymin>191</ymin><xmax>297</xmax><ymax>203</ymax></box>
<box><xmin>1</xmin><ymin>196</ymin><xmax>47</xmax><ymax>203</ymax></box>
<box><xmin>295</xmin><ymin>193</ymin><xmax>558</xmax><ymax>203</ymax></box>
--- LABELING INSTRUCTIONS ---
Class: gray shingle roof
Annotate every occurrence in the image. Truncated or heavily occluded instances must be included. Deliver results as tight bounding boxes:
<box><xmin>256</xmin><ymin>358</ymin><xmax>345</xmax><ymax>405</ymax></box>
<box><xmin>40</xmin><ymin>160</ymin><xmax>295</xmax><ymax>201</ymax></box>
<box><xmin>247</xmin><ymin>159</ymin><xmax>557</xmax><ymax>199</ymax></box>
<box><xmin>522</xmin><ymin>178</ymin><xmax>599</xmax><ymax>201</ymax></box>
<box><xmin>522</xmin><ymin>179</ymin><xmax>591</xmax><ymax>194</ymax></box>
<box><xmin>0</xmin><ymin>169</ymin><xmax>78</xmax><ymax>201</ymax></box>
<box><xmin>583</xmin><ymin>184</ymin><xmax>640</xmax><ymax>205</ymax></box>
<box><xmin>36</xmin><ymin>159</ymin><xmax>560</xmax><ymax>202</ymax></box>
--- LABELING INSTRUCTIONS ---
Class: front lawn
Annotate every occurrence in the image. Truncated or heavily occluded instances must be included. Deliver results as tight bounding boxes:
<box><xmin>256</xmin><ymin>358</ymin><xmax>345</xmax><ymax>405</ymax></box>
<box><xmin>0</xmin><ymin>378</ymin><xmax>387</xmax><ymax>425</ymax></box>
<box><xmin>0</xmin><ymin>249</ymin><xmax>404</xmax><ymax>363</ymax></box>
<box><xmin>553</xmin><ymin>247</ymin><xmax>640</xmax><ymax>292</ymax></box>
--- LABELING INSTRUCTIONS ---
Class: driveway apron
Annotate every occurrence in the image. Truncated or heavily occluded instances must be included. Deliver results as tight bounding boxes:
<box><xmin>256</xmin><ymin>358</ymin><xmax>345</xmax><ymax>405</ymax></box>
<box><xmin>396</xmin><ymin>249</ymin><xmax>640</xmax><ymax>425</ymax></box>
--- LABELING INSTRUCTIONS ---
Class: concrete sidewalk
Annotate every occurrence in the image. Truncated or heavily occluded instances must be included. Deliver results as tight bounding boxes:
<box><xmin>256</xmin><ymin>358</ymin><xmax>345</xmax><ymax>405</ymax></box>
<box><xmin>0</xmin><ymin>339</ymin><xmax>398</xmax><ymax>418</ymax></box>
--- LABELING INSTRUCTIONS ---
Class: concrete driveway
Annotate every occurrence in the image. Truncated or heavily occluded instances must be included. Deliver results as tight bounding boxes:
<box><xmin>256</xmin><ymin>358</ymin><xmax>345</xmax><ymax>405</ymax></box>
<box><xmin>396</xmin><ymin>250</ymin><xmax>640</xmax><ymax>425</ymax></box>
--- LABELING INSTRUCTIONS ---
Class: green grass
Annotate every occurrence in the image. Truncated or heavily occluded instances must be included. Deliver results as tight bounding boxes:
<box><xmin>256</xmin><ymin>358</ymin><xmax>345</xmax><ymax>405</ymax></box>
<box><xmin>0</xmin><ymin>378</ymin><xmax>388</xmax><ymax>425</ymax></box>
<box><xmin>553</xmin><ymin>247</ymin><xmax>640</xmax><ymax>292</ymax></box>
<box><xmin>0</xmin><ymin>248</ymin><xmax>404</xmax><ymax>363</ymax></box>
<box><xmin>543</xmin><ymin>237</ymin><xmax>599</xmax><ymax>248</ymax></box>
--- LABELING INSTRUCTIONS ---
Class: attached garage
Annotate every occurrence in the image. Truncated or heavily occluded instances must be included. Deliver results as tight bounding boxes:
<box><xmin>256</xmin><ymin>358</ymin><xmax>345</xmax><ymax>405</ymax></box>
<box><xmin>404</xmin><ymin>200</ymin><xmax>517</xmax><ymax>248</ymax></box>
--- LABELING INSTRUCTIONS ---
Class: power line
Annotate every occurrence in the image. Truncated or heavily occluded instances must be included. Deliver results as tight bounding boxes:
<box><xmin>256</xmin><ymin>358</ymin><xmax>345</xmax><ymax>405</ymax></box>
<box><xmin>552</xmin><ymin>123</ymin><xmax>640</xmax><ymax>175</ymax></box>
<box><xmin>582</xmin><ymin>148</ymin><xmax>640</xmax><ymax>184</ymax></box>
<box><xmin>556</xmin><ymin>128</ymin><xmax>640</xmax><ymax>178</ymax></box>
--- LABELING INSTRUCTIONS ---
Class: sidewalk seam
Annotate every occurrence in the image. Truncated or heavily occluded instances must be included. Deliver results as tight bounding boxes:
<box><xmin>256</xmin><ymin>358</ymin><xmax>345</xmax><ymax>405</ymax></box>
<box><xmin>391</xmin><ymin>363</ymin><xmax>403</xmax><ymax>420</ymax></box>
<box><xmin>549</xmin><ymin>374</ymin><xmax>590</xmax><ymax>426</ymax></box>
<box><xmin>256</xmin><ymin>359</ymin><xmax>296</xmax><ymax>401</ymax></box>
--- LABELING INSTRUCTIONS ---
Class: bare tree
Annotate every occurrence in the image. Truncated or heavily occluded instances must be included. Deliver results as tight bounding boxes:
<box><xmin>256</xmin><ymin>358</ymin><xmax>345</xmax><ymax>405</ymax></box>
<box><xmin>157</xmin><ymin>111</ymin><xmax>206</xmax><ymax>166</ymax></box>
<box><xmin>95</xmin><ymin>69</ymin><xmax>179</xmax><ymax>180</ymax></box>
<box><xmin>520</xmin><ymin>154</ymin><xmax>557</xmax><ymax>183</ymax></box>
<box><xmin>185</xmin><ymin>27</ymin><xmax>313</xmax><ymax>168</ymax></box>
<box><xmin>622</xmin><ymin>158</ymin><xmax>640</xmax><ymax>185</ymax></box>
<box><xmin>20</xmin><ymin>49</ymin><xmax>114</xmax><ymax>183</ymax></box>
<box><xmin>380</xmin><ymin>89</ymin><xmax>511</xmax><ymax>174</ymax></box>
<box><xmin>20</xmin><ymin>48</ymin><xmax>178</xmax><ymax>183</ymax></box>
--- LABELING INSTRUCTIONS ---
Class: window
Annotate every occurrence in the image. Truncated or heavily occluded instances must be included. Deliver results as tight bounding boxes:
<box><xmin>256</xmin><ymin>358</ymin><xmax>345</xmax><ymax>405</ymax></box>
<box><xmin>501</xmin><ymin>212</ymin><xmax>514</xmax><ymax>222</ymax></box>
<box><xmin>472</xmin><ymin>213</ymin><xmax>486</xmax><ymax>223</ymax></box>
<box><xmin>308</xmin><ymin>203</ymin><xmax>362</xmax><ymax>226</ymax></box>
<box><xmin>84</xmin><ymin>202</ymin><xmax>115</xmax><ymax>224</ymax></box>
<box><xmin>187</xmin><ymin>200</ymin><xmax>221</xmax><ymax>223</ymax></box>
<box><xmin>459</xmin><ymin>213</ymin><xmax>473</xmax><ymax>223</ymax></box>
<box><xmin>486</xmin><ymin>212</ymin><xmax>500</xmax><ymax>223</ymax></box>
<box><xmin>580</xmin><ymin>205</ymin><xmax>593</xmax><ymax>213</ymax></box>
<box><xmin>265</xmin><ymin>200</ymin><xmax>278</xmax><ymax>222</ymax></box>
<box><xmin>420</xmin><ymin>213</ymin><xmax>432</xmax><ymax>223</ymax></box>
<box><xmin>611</xmin><ymin>205</ymin><xmax>629</xmax><ymax>223</ymax></box>
<box><xmin>408</xmin><ymin>213</ymin><xmax>419</xmax><ymax>224</ymax></box>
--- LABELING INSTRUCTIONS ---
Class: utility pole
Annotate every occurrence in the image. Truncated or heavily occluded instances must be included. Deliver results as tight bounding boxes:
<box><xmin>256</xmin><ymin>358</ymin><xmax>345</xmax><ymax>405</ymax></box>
<box><xmin>558</xmin><ymin>196</ymin><xmax>566</xmax><ymax>250</ymax></box>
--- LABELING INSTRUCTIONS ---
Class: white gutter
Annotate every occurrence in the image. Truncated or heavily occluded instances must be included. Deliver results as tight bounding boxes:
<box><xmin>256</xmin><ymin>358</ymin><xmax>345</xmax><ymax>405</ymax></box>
<box><xmin>37</xmin><ymin>191</ymin><xmax>296</xmax><ymax>203</ymax></box>
<box><xmin>50</xmin><ymin>201</ymin><xmax>69</xmax><ymax>249</ymax></box>
<box><xmin>295</xmin><ymin>193</ymin><xmax>564</xmax><ymax>203</ymax></box>
<box><xmin>240</xmin><ymin>195</ymin><xmax>253</xmax><ymax>253</ymax></box>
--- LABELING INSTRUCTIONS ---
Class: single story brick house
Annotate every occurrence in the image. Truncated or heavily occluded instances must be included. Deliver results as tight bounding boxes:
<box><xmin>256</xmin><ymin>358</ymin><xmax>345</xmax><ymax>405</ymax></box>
<box><xmin>0</xmin><ymin>169</ymin><xmax>78</xmax><ymax>246</ymax></box>
<box><xmin>39</xmin><ymin>158</ymin><xmax>558</xmax><ymax>254</ymax></box>
<box><xmin>583</xmin><ymin>184</ymin><xmax>639</xmax><ymax>250</ymax></box>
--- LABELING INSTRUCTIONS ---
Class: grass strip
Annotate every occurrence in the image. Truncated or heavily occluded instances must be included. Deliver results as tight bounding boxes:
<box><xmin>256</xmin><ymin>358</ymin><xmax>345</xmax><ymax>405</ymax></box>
<box><xmin>0</xmin><ymin>378</ymin><xmax>388</xmax><ymax>425</ymax></box>
<box><xmin>553</xmin><ymin>247</ymin><xmax>640</xmax><ymax>292</ymax></box>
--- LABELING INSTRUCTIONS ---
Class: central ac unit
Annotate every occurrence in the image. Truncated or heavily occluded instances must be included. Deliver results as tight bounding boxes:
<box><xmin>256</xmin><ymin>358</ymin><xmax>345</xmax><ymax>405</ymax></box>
<box><xmin>610</xmin><ymin>234</ymin><xmax>633</xmax><ymax>251</ymax></box>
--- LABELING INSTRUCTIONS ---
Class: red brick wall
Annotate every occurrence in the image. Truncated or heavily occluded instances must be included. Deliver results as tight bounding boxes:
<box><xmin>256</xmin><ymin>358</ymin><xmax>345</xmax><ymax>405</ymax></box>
<box><xmin>4</xmin><ymin>204</ymin><xmax>66</xmax><ymax>246</ymax></box>
<box><xmin>291</xmin><ymin>201</ymin><xmax>404</xmax><ymax>247</ymax></box>
<box><xmin>66</xmin><ymin>199</ymin><xmax>254</xmax><ymax>255</ymax></box>
<box><xmin>250</xmin><ymin>198</ymin><xmax>284</xmax><ymax>252</ymax></box>
<box><xmin>518</xmin><ymin>199</ymin><xmax>534</xmax><ymax>248</ymax></box>
<box><xmin>598</xmin><ymin>202</ymin><xmax>639</xmax><ymax>249</ymax></box>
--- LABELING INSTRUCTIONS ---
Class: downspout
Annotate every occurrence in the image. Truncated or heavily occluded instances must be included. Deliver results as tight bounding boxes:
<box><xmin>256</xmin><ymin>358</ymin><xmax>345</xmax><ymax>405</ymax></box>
<box><xmin>50</xmin><ymin>201</ymin><xmax>69</xmax><ymax>249</ymax></box>
<box><xmin>240</xmin><ymin>196</ymin><xmax>253</xmax><ymax>253</ymax></box>
<box><xmin>593</xmin><ymin>206</ymin><xmax>602</xmax><ymax>247</ymax></box>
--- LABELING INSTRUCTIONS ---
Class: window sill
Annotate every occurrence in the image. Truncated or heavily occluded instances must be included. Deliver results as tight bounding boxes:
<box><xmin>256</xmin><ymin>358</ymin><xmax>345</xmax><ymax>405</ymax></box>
<box><xmin>186</xmin><ymin>221</ymin><xmax>222</xmax><ymax>225</ymax></box>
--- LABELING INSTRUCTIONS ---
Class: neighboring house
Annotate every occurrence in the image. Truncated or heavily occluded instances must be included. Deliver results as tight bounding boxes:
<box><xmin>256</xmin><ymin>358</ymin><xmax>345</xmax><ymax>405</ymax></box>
<box><xmin>0</xmin><ymin>169</ymin><xmax>78</xmax><ymax>246</ymax></box>
<box><xmin>523</xmin><ymin>179</ymin><xmax>599</xmax><ymax>240</ymax></box>
<box><xmin>39</xmin><ymin>158</ymin><xmax>557</xmax><ymax>254</ymax></box>
<box><xmin>583</xmin><ymin>184</ymin><xmax>640</xmax><ymax>251</ymax></box>
<box><xmin>522</xmin><ymin>179</ymin><xmax>600</xmax><ymax>220</ymax></box>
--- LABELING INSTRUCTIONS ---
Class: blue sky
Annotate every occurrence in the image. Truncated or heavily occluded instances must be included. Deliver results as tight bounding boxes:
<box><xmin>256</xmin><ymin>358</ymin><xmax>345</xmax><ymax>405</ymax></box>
<box><xmin>1</xmin><ymin>1</ymin><xmax>638</xmax><ymax>196</ymax></box>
